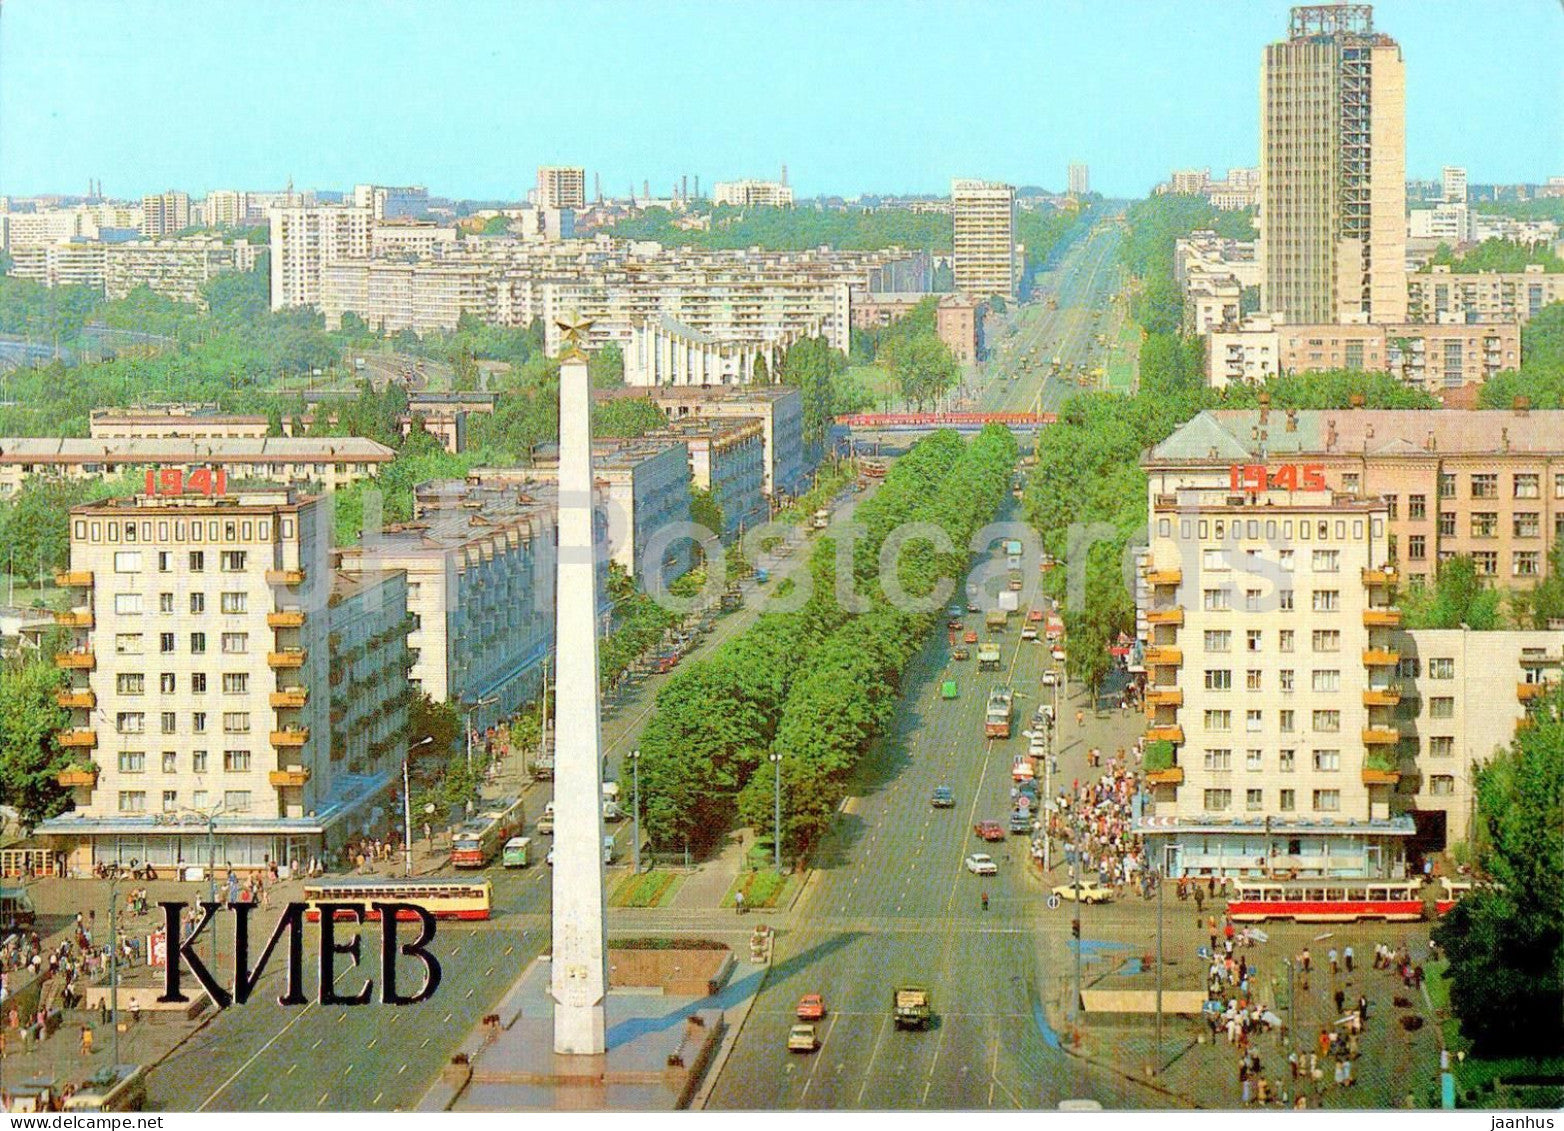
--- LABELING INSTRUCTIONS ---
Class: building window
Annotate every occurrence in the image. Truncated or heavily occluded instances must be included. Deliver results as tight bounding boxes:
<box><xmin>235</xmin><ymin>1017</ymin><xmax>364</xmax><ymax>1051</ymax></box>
<box><xmin>1246</xmin><ymin>749</ymin><xmax>1263</xmax><ymax>771</ymax></box>
<box><xmin>1471</xmin><ymin>473</ymin><xmax>1498</xmax><ymax>499</ymax></box>
<box><xmin>114</xmin><ymin>593</ymin><xmax>143</xmax><ymax>615</ymax></box>
<box><xmin>1471</xmin><ymin>512</ymin><xmax>1498</xmax><ymax>538</ymax></box>
<box><xmin>118</xmin><ymin>792</ymin><xmax>146</xmax><ymax>813</ymax></box>
<box><xmin>1204</xmin><ymin>630</ymin><xmax>1231</xmax><ymax>652</ymax></box>
<box><xmin>1409</xmin><ymin>494</ymin><xmax>1426</xmax><ymax>520</ymax></box>
<box><xmin>1439</xmin><ymin>512</ymin><xmax>1457</xmax><ymax>536</ymax></box>
<box><xmin>1311</xmin><ymin>549</ymin><xmax>1339</xmax><ymax>573</ymax></box>
<box><xmin>1430</xmin><ymin>696</ymin><xmax>1454</xmax><ymax>719</ymax></box>
<box><xmin>220</xmin><ymin>551</ymin><xmax>247</xmax><ymax>572</ymax></box>
<box><xmin>1203</xmin><ymin>790</ymin><xmax>1231</xmax><ymax>812</ymax></box>
<box><xmin>1246</xmin><ymin>709</ymin><xmax>1263</xmax><ymax>732</ymax></box>
<box><xmin>114</xmin><ymin>633</ymin><xmax>143</xmax><ymax>655</ymax></box>
<box><xmin>162</xmin><ymin>790</ymin><xmax>178</xmax><ymax>811</ymax></box>
<box><xmin>1385</xmin><ymin>496</ymin><xmax>1398</xmax><ymax>519</ymax></box>
<box><xmin>1279</xmin><ymin>550</ymin><xmax>1294</xmax><ymax>572</ymax></box>
<box><xmin>1429</xmin><ymin>775</ymin><xmax>1455</xmax><ymax>796</ymax></box>
<box><xmin>1428</xmin><ymin>658</ymin><xmax>1455</xmax><ymax>680</ymax></box>
<box><xmin>1312</xmin><ymin>789</ymin><xmax>1341</xmax><ymax>812</ymax></box>
<box><xmin>1245</xmin><ymin>589</ymin><xmax>1262</xmax><ymax>611</ymax></box>
<box><xmin>117</xmin><ymin>673</ymin><xmax>144</xmax><ymax>695</ymax></box>
<box><xmin>160</xmin><ymin>711</ymin><xmax>176</xmax><ymax>734</ymax></box>
<box><xmin>159</xmin><ymin>632</ymin><xmax>175</xmax><ymax>654</ymax></box>
<box><xmin>1279</xmin><ymin>589</ymin><xmax>1294</xmax><ymax>612</ymax></box>
<box><xmin>1279</xmin><ymin>709</ymin><xmax>1296</xmax><ymax>734</ymax></box>
<box><xmin>1429</xmin><ymin>736</ymin><xmax>1455</xmax><ymax>757</ymax></box>
<box><xmin>1245</xmin><ymin>788</ymin><xmax>1263</xmax><ymax>812</ymax></box>
<box><xmin>161</xmin><ymin>751</ymin><xmax>177</xmax><ymax>773</ymax></box>
<box><xmin>1311</xmin><ymin>670</ymin><xmax>1341</xmax><ymax>692</ymax></box>
<box><xmin>220</xmin><ymin>592</ymin><xmax>248</xmax><ymax>615</ymax></box>
<box><xmin>113</xmin><ymin>551</ymin><xmax>143</xmax><ymax>574</ymax></box>
<box><xmin>1514</xmin><ymin>473</ymin><xmax>1540</xmax><ymax>499</ymax></box>
<box><xmin>223</xmin><ymin>712</ymin><xmax>251</xmax><ymax>734</ymax></box>
<box><xmin>192</xmin><ymin>750</ymin><xmax>208</xmax><ymax>773</ymax></box>
<box><xmin>191</xmin><ymin>673</ymin><xmax>207</xmax><ymax>694</ymax></box>
<box><xmin>222</xmin><ymin>750</ymin><xmax>251</xmax><ymax>772</ymax></box>
<box><xmin>1472</xmin><ymin>551</ymin><xmax>1498</xmax><ymax>576</ymax></box>
<box><xmin>117</xmin><ymin>751</ymin><xmax>145</xmax><ymax>773</ymax></box>
<box><xmin>1311</xmin><ymin>629</ymin><xmax>1341</xmax><ymax>653</ymax></box>
<box><xmin>1246</xmin><ymin>630</ymin><xmax>1262</xmax><ymax>652</ymax></box>
<box><xmin>1515</xmin><ymin>551</ymin><xmax>1541</xmax><ymax>577</ymax></box>
<box><xmin>189</xmin><ymin>593</ymin><xmax>205</xmax><ymax>614</ymax></box>
<box><xmin>221</xmin><ymin>632</ymin><xmax>249</xmax><ymax>654</ymax></box>
<box><xmin>1204</xmin><ymin>710</ymin><xmax>1232</xmax><ymax>731</ymax></box>
<box><xmin>193</xmin><ymin>711</ymin><xmax>207</xmax><ymax>734</ymax></box>
<box><xmin>1556</xmin><ymin>473</ymin><xmax>1564</xmax><ymax>500</ymax></box>
<box><xmin>1408</xmin><ymin>535</ymin><xmax>1426</xmax><ymax>560</ymax></box>
<box><xmin>1202</xmin><ymin>749</ymin><xmax>1232</xmax><ymax>771</ymax></box>
<box><xmin>1202</xmin><ymin>549</ymin><xmax>1228</xmax><ymax>572</ymax></box>
<box><xmin>223</xmin><ymin>791</ymin><xmax>252</xmax><ymax>813</ymax></box>
<box><xmin>1311</xmin><ymin>590</ymin><xmax>1339</xmax><ymax>612</ymax></box>
<box><xmin>1204</xmin><ymin>670</ymin><xmax>1232</xmax><ymax>692</ymax></box>
<box><xmin>159</xmin><ymin>592</ymin><xmax>175</xmax><ymax>614</ymax></box>
<box><xmin>1439</xmin><ymin>473</ymin><xmax>1456</xmax><ymax>500</ymax></box>
<box><xmin>1312</xmin><ymin>749</ymin><xmax>1340</xmax><ymax>772</ymax></box>
<box><xmin>1279</xmin><ymin>789</ymin><xmax>1296</xmax><ymax>811</ymax></box>
<box><xmin>1279</xmin><ymin>629</ymin><xmax>1295</xmax><ymax>653</ymax></box>
<box><xmin>222</xmin><ymin>673</ymin><xmax>249</xmax><ymax>694</ymax></box>
<box><xmin>1279</xmin><ymin>749</ymin><xmax>1296</xmax><ymax>772</ymax></box>
<box><xmin>1311</xmin><ymin>710</ymin><xmax>1341</xmax><ymax>733</ymax></box>
<box><xmin>159</xmin><ymin>673</ymin><xmax>175</xmax><ymax>694</ymax></box>
<box><xmin>1202</xmin><ymin>589</ymin><xmax>1231</xmax><ymax>611</ymax></box>
<box><xmin>1247</xmin><ymin>669</ymin><xmax>1263</xmax><ymax>691</ymax></box>
<box><xmin>115</xmin><ymin>712</ymin><xmax>144</xmax><ymax>734</ymax></box>
<box><xmin>191</xmin><ymin>632</ymin><xmax>207</xmax><ymax>654</ymax></box>
<box><xmin>1514</xmin><ymin>512</ymin><xmax>1540</xmax><ymax>538</ymax></box>
<box><xmin>189</xmin><ymin>551</ymin><xmax>205</xmax><ymax>572</ymax></box>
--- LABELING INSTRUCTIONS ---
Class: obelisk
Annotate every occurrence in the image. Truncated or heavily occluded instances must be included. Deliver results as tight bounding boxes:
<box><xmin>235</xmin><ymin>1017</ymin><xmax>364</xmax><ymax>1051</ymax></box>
<box><xmin>550</xmin><ymin>316</ymin><xmax>609</xmax><ymax>1055</ymax></box>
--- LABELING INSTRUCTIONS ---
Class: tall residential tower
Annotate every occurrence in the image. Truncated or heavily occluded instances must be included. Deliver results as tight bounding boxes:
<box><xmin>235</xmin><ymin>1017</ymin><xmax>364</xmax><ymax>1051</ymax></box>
<box><xmin>951</xmin><ymin>179</ymin><xmax>1017</xmax><ymax>301</ymax></box>
<box><xmin>1259</xmin><ymin>5</ymin><xmax>1406</xmax><ymax>325</ymax></box>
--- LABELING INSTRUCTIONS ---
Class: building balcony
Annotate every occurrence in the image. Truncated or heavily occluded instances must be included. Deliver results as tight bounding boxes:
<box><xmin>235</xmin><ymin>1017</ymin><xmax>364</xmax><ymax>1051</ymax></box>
<box><xmin>1146</xmin><ymin>569</ymin><xmax>1182</xmax><ymax>587</ymax></box>
<box><xmin>57</xmin><ymin>729</ymin><xmax>97</xmax><ymax>749</ymax></box>
<box><xmin>1361</xmin><ymin>567</ymin><xmax>1396</xmax><ymax>588</ymax></box>
<box><xmin>53</xmin><ymin>609</ymin><xmax>94</xmax><ymax>629</ymax></box>
<box><xmin>1145</xmin><ymin>607</ymin><xmax>1184</xmax><ymax>626</ymax></box>
<box><xmin>267</xmin><ymin>649</ymin><xmax>307</xmax><ymax>669</ymax></box>
<box><xmin>55</xmin><ymin>651</ymin><xmax>96</xmax><ymax>671</ymax></box>
<box><xmin>1146</xmin><ymin>724</ymin><xmax>1185</xmax><ymax>745</ymax></box>
<box><xmin>1144</xmin><ymin>766</ymin><xmax>1184</xmax><ymax>785</ymax></box>
<box><xmin>53</xmin><ymin>571</ymin><xmax>93</xmax><ymax>589</ymax></box>
<box><xmin>1362</xmin><ymin>648</ymin><xmax>1400</xmax><ymax>667</ymax></box>
<box><xmin>1144</xmin><ymin>646</ymin><xmax>1183</xmax><ymax>667</ymax></box>
<box><xmin>271</xmin><ymin>727</ymin><xmax>310</xmax><ymax>748</ymax></box>
<box><xmin>56</xmin><ymin>766</ymin><xmax>98</xmax><ymax>788</ymax></box>
<box><xmin>1362</xmin><ymin>727</ymin><xmax>1401</xmax><ymax>745</ymax></box>
<box><xmin>267</xmin><ymin>610</ymin><xmax>306</xmax><ymax>629</ymax></box>
<box><xmin>1145</xmin><ymin>687</ymin><xmax>1183</xmax><ymax>708</ymax></box>
<box><xmin>55</xmin><ymin>689</ymin><xmax>96</xmax><ymax>710</ymax></box>
<box><xmin>270</xmin><ymin>688</ymin><xmax>310</xmax><ymax>709</ymax></box>
<box><xmin>1518</xmin><ymin>681</ymin><xmax>1553</xmax><ymax>702</ymax></box>
<box><xmin>268</xmin><ymin>767</ymin><xmax>311</xmax><ymax>788</ymax></box>
<box><xmin>266</xmin><ymin>568</ymin><xmax>306</xmax><ymax>587</ymax></box>
<box><xmin>1361</xmin><ymin>767</ymin><xmax>1401</xmax><ymax>786</ymax></box>
<box><xmin>1362</xmin><ymin>687</ymin><xmax>1402</xmax><ymax>707</ymax></box>
<box><xmin>1363</xmin><ymin>607</ymin><xmax>1402</xmax><ymax>628</ymax></box>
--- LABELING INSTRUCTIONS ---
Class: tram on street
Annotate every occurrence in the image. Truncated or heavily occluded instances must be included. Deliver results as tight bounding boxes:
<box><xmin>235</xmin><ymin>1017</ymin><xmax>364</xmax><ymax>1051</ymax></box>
<box><xmin>1225</xmin><ymin>879</ymin><xmax>1424</xmax><ymax>922</ymax></box>
<box><xmin>302</xmin><ymin>877</ymin><xmax>494</xmax><ymax>921</ymax></box>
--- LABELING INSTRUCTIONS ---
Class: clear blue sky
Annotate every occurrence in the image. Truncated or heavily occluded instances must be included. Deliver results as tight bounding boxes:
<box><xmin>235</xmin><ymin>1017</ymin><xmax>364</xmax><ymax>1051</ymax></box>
<box><xmin>1</xmin><ymin>0</ymin><xmax>1558</xmax><ymax>201</ymax></box>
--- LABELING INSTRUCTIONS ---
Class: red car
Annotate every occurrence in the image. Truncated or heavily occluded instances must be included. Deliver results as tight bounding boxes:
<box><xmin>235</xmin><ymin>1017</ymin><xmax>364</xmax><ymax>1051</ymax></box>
<box><xmin>947</xmin><ymin>618</ymin><xmax>963</xmax><ymax>631</ymax></box>
<box><xmin>1027</xmin><ymin>608</ymin><xmax>1044</xmax><ymax>623</ymax></box>
<box><xmin>963</xmin><ymin>629</ymin><xmax>979</xmax><ymax>645</ymax></box>
<box><xmin>796</xmin><ymin>993</ymin><xmax>826</xmax><ymax>1021</ymax></box>
<box><xmin>974</xmin><ymin>821</ymin><xmax>1005</xmax><ymax>842</ymax></box>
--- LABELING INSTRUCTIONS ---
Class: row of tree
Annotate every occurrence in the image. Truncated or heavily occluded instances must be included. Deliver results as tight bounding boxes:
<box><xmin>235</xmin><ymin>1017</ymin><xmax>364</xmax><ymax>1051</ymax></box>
<box><xmin>633</xmin><ymin>426</ymin><xmax>1017</xmax><ymax>859</ymax></box>
<box><xmin>1422</xmin><ymin>237</ymin><xmax>1564</xmax><ymax>275</ymax></box>
<box><xmin>1478</xmin><ymin>301</ymin><xmax>1564</xmax><ymax>410</ymax></box>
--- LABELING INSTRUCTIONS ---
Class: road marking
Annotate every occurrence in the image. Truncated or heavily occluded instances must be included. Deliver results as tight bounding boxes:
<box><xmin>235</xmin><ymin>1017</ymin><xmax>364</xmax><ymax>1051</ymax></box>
<box><xmin>318</xmin><ymin>1092</ymin><xmax>330</xmax><ymax>1107</ymax></box>
<box><xmin>346</xmin><ymin>1064</ymin><xmax>354</xmax><ymax>1076</ymax></box>
<box><xmin>372</xmin><ymin>1092</ymin><xmax>382</xmax><ymax>1106</ymax></box>
<box><xmin>854</xmin><ymin>1016</ymin><xmax>890</xmax><ymax>1105</ymax></box>
<box><xmin>199</xmin><ymin>989</ymin><xmax>324</xmax><ymax>1112</ymax></box>
<box><xmin>421</xmin><ymin>1037</ymin><xmax>431</xmax><ymax>1049</ymax></box>
<box><xmin>367</xmin><ymin>1037</ymin><xmax>377</xmax><ymax>1050</ymax></box>
<box><xmin>484</xmin><ymin>967</ymin><xmax>493</xmax><ymax>976</ymax></box>
<box><xmin>466</xmin><ymin>988</ymin><xmax>475</xmax><ymax>998</ymax></box>
<box><xmin>311</xmin><ymin>1039</ymin><xmax>323</xmax><ymax>1050</ymax></box>
<box><xmin>286</xmin><ymin>1064</ymin><xmax>298</xmax><ymax>1076</ymax></box>
<box><xmin>336</xmin><ymin>1011</ymin><xmax>346</xmax><ymax>1024</ymax></box>
<box><xmin>503</xmin><ymin>946</ymin><xmax>514</xmax><ymax>956</ymax></box>
<box><xmin>257</xmin><ymin>1094</ymin><xmax>269</xmax><ymax>1108</ymax></box>
<box><xmin>442</xmin><ymin>1013</ymin><xmax>453</xmax><ymax>1023</ymax></box>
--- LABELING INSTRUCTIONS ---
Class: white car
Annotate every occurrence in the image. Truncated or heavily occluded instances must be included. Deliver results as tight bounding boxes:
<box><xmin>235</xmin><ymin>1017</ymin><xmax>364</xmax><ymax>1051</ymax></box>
<box><xmin>1050</xmin><ymin>879</ymin><xmax>1113</xmax><ymax>904</ymax></box>
<box><xmin>1051</xmin><ymin>647</ymin><xmax>1066</xmax><ymax>662</ymax></box>
<box><xmin>965</xmin><ymin>853</ymin><xmax>998</xmax><ymax>876</ymax></box>
<box><xmin>1041</xmin><ymin>669</ymin><xmax>1059</xmax><ymax>686</ymax></box>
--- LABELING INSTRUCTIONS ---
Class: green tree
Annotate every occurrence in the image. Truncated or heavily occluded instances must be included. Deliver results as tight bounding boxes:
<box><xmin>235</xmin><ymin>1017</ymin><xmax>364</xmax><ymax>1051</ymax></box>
<box><xmin>1432</xmin><ymin>683</ymin><xmax>1564</xmax><ymax>1057</ymax></box>
<box><xmin>480</xmin><ymin>215</ymin><xmax>512</xmax><ymax>235</ymax></box>
<box><xmin>752</xmin><ymin>354</ymin><xmax>769</xmax><ymax>384</ymax></box>
<box><xmin>409</xmin><ymin>692</ymin><xmax>461</xmax><ymax>755</ymax></box>
<box><xmin>689</xmin><ymin>486</ymin><xmax>725</xmax><ymax>542</ymax></box>
<box><xmin>593</xmin><ymin>396</ymin><xmax>665</xmax><ymax>439</ymax></box>
<box><xmin>588</xmin><ymin>343</ymin><xmax>625</xmax><ymax>388</ymax></box>
<box><xmin>0</xmin><ymin>658</ymin><xmax>71</xmax><ymax>830</ymax></box>
<box><xmin>1401</xmin><ymin>555</ymin><xmax>1502</xmax><ymax>630</ymax></box>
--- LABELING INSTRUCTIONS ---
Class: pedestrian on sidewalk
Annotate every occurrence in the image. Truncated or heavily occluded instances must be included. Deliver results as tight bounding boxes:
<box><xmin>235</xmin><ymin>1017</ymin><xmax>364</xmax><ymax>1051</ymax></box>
<box><xmin>1334</xmin><ymin>987</ymin><xmax>1346</xmax><ymax>1015</ymax></box>
<box><xmin>79</xmin><ymin>1025</ymin><xmax>93</xmax><ymax>1057</ymax></box>
<box><xmin>1344</xmin><ymin>944</ymin><xmax>1354</xmax><ymax>972</ymax></box>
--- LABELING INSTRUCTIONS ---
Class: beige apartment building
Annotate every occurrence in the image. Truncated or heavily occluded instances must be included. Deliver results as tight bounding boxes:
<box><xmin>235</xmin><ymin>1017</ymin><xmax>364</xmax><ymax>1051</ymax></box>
<box><xmin>103</xmin><ymin>237</ymin><xmax>261</xmax><ymax>304</ymax></box>
<box><xmin>952</xmin><ymin>179</ymin><xmax>1018</xmax><ymax>301</ymax></box>
<box><xmin>204</xmin><ymin>190</ymin><xmax>249</xmax><ymax>229</ymax></box>
<box><xmin>1135</xmin><ymin>478</ymin><xmax>1560</xmax><ymax>872</ymax></box>
<box><xmin>1406</xmin><ymin>265</ymin><xmax>1564</xmax><ymax>326</ymax></box>
<box><xmin>1205</xmin><ymin>319</ymin><xmax>1520</xmax><ymax>389</ymax></box>
<box><xmin>1259</xmin><ymin>5</ymin><xmax>1406</xmax><ymax>324</ymax></box>
<box><xmin>140</xmin><ymin>192</ymin><xmax>191</xmax><ymax>238</ymax></box>
<box><xmin>1145</xmin><ymin>408</ymin><xmax>1564</xmax><ymax>589</ymax></box>
<box><xmin>41</xmin><ymin>490</ymin><xmax>411</xmax><ymax>870</ymax></box>
<box><xmin>535</xmin><ymin>166</ymin><xmax>586</xmax><ymax>211</ymax></box>
<box><xmin>0</xmin><ymin>436</ymin><xmax>395</xmax><ymax>497</ymax></box>
<box><xmin>711</xmin><ymin>180</ymin><xmax>794</xmax><ymax>208</ymax></box>
<box><xmin>269</xmin><ymin>204</ymin><xmax>374</xmax><ymax>310</ymax></box>
<box><xmin>6</xmin><ymin>243</ymin><xmax>107</xmax><ymax>290</ymax></box>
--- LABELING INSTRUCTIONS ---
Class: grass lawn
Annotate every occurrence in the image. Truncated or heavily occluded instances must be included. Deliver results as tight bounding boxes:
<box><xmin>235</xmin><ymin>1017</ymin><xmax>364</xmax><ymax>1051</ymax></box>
<box><xmin>722</xmin><ymin>868</ymin><xmax>799</xmax><ymax>909</ymax></box>
<box><xmin>0</xmin><ymin>578</ymin><xmax>58</xmax><ymax>608</ymax></box>
<box><xmin>1424</xmin><ymin>959</ymin><xmax>1564</xmax><ymax>1108</ymax></box>
<box><xmin>609</xmin><ymin>869</ymin><xmax>683</xmax><ymax>908</ymax></box>
<box><xmin>1103</xmin><ymin>319</ymin><xmax>1140</xmax><ymax>393</ymax></box>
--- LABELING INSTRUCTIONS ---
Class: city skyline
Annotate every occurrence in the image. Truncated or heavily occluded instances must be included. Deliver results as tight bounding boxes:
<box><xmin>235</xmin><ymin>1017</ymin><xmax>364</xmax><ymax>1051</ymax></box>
<box><xmin>0</xmin><ymin>0</ymin><xmax>1558</xmax><ymax>201</ymax></box>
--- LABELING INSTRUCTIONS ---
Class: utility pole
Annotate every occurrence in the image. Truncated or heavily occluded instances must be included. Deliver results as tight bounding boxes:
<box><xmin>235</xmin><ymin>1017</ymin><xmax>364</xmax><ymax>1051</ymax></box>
<box><xmin>631</xmin><ymin>749</ymin><xmax>641</xmax><ymax>875</ymax></box>
<box><xmin>403</xmin><ymin>757</ymin><xmax>414</xmax><ymax>877</ymax></box>
<box><xmin>1072</xmin><ymin>867</ymin><xmax>1083</xmax><ymax>1035</ymax></box>
<box><xmin>1155</xmin><ymin>864</ymin><xmax>1164</xmax><ymax>1072</ymax></box>
<box><xmin>109</xmin><ymin>872</ymin><xmax>119</xmax><ymax>1070</ymax></box>
<box><xmin>770</xmin><ymin>752</ymin><xmax>783</xmax><ymax>872</ymax></box>
<box><xmin>206</xmin><ymin>813</ymin><xmax>218</xmax><ymax>972</ymax></box>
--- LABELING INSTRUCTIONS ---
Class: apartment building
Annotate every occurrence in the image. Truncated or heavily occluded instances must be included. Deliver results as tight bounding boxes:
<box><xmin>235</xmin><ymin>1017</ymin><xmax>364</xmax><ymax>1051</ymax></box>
<box><xmin>90</xmin><ymin>407</ymin><xmax>267</xmax><ymax>440</ymax></box>
<box><xmin>0</xmin><ymin>208</ymin><xmax>99</xmax><ymax>250</ymax></box>
<box><xmin>371</xmin><ymin>221</ymin><xmax>459</xmax><ymax>259</ymax></box>
<box><xmin>269</xmin><ymin>204</ymin><xmax>374</xmax><ymax>310</ymax></box>
<box><xmin>1441</xmin><ymin>166</ymin><xmax>1468</xmax><ymax>204</ymax></box>
<box><xmin>352</xmin><ymin>184</ymin><xmax>429</xmax><ymax>221</ymax></box>
<box><xmin>318</xmin><ymin>258</ymin><xmax>493</xmax><ymax>334</ymax></box>
<box><xmin>1144</xmin><ymin>407</ymin><xmax>1564</xmax><ymax>590</ymax></box>
<box><xmin>0</xmin><ymin>437</ymin><xmax>395</xmax><ymax>497</ymax></box>
<box><xmin>1067</xmin><ymin>164</ymin><xmax>1090</xmax><ymax>197</ymax></box>
<box><xmin>1175</xmin><ymin>232</ymin><xmax>1264</xmax><ymax>290</ymax></box>
<box><xmin>6</xmin><ymin>243</ymin><xmax>107</xmax><ymax>290</ymax></box>
<box><xmin>205</xmin><ymin>191</ymin><xmax>249</xmax><ymax>229</ymax></box>
<box><xmin>103</xmin><ymin>238</ymin><xmax>260</xmax><ymax>304</ymax></box>
<box><xmin>337</xmin><ymin>480</ymin><xmax>559</xmax><ymax>725</ymax></box>
<box><xmin>1259</xmin><ymin>5</ymin><xmax>1407</xmax><ymax>324</ymax></box>
<box><xmin>951</xmin><ymin>179</ymin><xmax>1018</xmax><ymax>301</ymax></box>
<box><xmin>663</xmin><ymin>418</ymin><xmax>768</xmax><ymax>540</ymax></box>
<box><xmin>625</xmin><ymin>314</ymin><xmax>799</xmax><ymax>388</ymax></box>
<box><xmin>41</xmin><ymin>490</ymin><xmax>410</xmax><ymax>869</ymax></box>
<box><xmin>140</xmin><ymin>192</ymin><xmax>191</xmax><ymax>238</ymax></box>
<box><xmin>711</xmin><ymin>180</ymin><xmax>794</xmax><ymax>208</ymax></box>
<box><xmin>936</xmin><ymin>294</ymin><xmax>983</xmax><ymax>364</ymax></box>
<box><xmin>1406</xmin><ymin>265</ymin><xmax>1564</xmax><ymax>326</ymax></box>
<box><xmin>599</xmin><ymin>384</ymin><xmax>808</xmax><ymax>498</ymax></box>
<box><xmin>1205</xmin><ymin>318</ymin><xmax>1520</xmax><ymax>389</ymax></box>
<box><xmin>535</xmin><ymin>167</ymin><xmax>586</xmax><ymax>212</ymax></box>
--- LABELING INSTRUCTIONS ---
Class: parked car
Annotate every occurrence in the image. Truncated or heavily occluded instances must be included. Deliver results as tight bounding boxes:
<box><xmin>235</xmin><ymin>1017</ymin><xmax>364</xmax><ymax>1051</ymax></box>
<box><xmin>796</xmin><ymin>994</ymin><xmax>826</xmax><ymax>1021</ymax></box>
<box><xmin>1050</xmin><ymin>879</ymin><xmax>1114</xmax><ymax>904</ymax></box>
<box><xmin>963</xmin><ymin>630</ymin><xmax>979</xmax><ymax>645</ymax></box>
<box><xmin>1042</xmin><ymin>669</ymin><xmax>1059</xmax><ymax>686</ymax></box>
<box><xmin>1021</xmin><ymin>625</ymin><xmax>1039</xmax><ymax>641</ymax></box>
<box><xmin>788</xmin><ymin>1023</ymin><xmax>820</xmax><ymax>1053</ymax></box>
<box><xmin>965</xmin><ymin>853</ymin><xmax>998</xmax><ymax>876</ymax></box>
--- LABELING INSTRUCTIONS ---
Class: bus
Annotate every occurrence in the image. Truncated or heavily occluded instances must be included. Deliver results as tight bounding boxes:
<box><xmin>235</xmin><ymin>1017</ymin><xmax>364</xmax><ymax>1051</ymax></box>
<box><xmin>451</xmin><ymin>796</ymin><xmax>525</xmax><ymax>868</ymax></box>
<box><xmin>302</xmin><ymin>877</ymin><xmax>493</xmax><ymax>921</ymax></box>
<box><xmin>1225</xmin><ymin>879</ymin><xmax>1423</xmax><ymax>923</ymax></box>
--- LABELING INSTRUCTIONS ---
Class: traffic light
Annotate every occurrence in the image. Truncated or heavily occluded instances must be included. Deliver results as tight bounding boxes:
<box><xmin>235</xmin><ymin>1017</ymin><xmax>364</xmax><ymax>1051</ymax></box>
<box><xmin>1071</xmin><ymin>918</ymin><xmax>1081</xmax><ymax>939</ymax></box>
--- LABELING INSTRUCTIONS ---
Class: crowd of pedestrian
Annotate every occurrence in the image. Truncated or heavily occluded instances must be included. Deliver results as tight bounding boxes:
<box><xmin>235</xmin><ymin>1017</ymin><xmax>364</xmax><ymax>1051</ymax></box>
<box><xmin>1053</xmin><ymin>755</ymin><xmax>1149</xmax><ymax>896</ymax></box>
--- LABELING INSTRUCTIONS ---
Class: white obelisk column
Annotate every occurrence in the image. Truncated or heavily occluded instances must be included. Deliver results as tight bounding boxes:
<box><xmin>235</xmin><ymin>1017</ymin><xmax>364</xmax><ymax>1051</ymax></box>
<box><xmin>550</xmin><ymin>326</ymin><xmax>609</xmax><ymax>1055</ymax></box>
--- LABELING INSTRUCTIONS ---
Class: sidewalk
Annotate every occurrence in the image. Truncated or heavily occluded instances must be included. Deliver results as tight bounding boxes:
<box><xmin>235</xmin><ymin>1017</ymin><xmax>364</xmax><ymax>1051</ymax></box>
<box><xmin>665</xmin><ymin>834</ymin><xmax>746</xmax><ymax>911</ymax></box>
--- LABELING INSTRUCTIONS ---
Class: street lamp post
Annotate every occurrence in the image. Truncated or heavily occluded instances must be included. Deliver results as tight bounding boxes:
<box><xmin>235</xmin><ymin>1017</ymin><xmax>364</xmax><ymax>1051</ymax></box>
<box><xmin>108</xmin><ymin>872</ymin><xmax>119</xmax><ymax>1071</ymax></box>
<box><xmin>1072</xmin><ymin>866</ymin><xmax>1083</xmax><ymax>1034</ymax></box>
<box><xmin>631</xmin><ymin>749</ymin><xmax>642</xmax><ymax>875</ymax></box>
<box><xmin>769</xmin><ymin>752</ymin><xmax>783</xmax><ymax>872</ymax></box>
